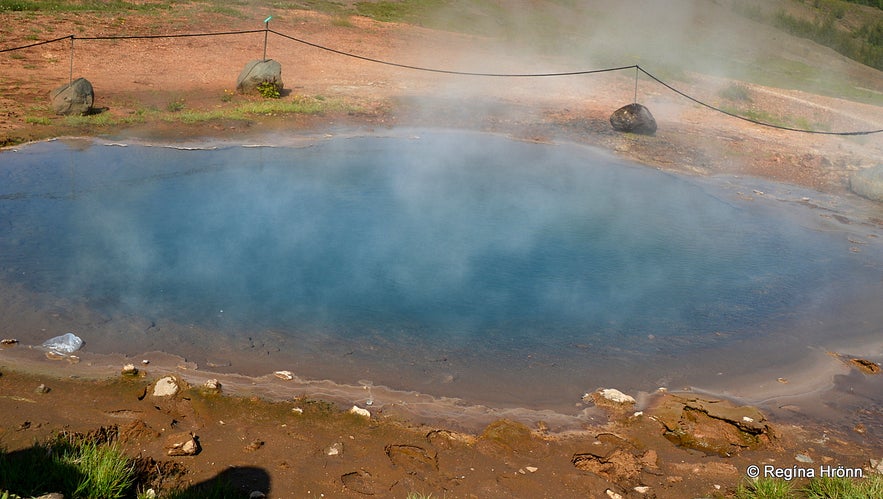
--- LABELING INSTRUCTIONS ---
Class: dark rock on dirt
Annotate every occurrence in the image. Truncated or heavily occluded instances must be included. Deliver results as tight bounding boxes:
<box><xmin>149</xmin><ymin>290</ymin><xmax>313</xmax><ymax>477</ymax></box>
<box><xmin>49</xmin><ymin>77</ymin><xmax>94</xmax><ymax>116</ymax></box>
<box><xmin>609</xmin><ymin>103</ymin><xmax>657</xmax><ymax>135</ymax></box>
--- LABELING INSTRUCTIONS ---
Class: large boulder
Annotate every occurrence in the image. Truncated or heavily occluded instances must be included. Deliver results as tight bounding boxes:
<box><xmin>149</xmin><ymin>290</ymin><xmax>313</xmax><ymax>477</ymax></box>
<box><xmin>236</xmin><ymin>59</ymin><xmax>283</xmax><ymax>94</ymax></box>
<box><xmin>49</xmin><ymin>77</ymin><xmax>94</xmax><ymax>116</ymax></box>
<box><xmin>610</xmin><ymin>103</ymin><xmax>657</xmax><ymax>135</ymax></box>
<box><xmin>849</xmin><ymin>164</ymin><xmax>883</xmax><ymax>202</ymax></box>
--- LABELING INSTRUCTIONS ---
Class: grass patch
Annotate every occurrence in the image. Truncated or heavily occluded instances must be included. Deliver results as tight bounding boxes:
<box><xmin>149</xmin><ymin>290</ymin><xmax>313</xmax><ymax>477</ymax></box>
<box><xmin>25</xmin><ymin>116</ymin><xmax>51</xmax><ymax>124</ymax></box>
<box><xmin>804</xmin><ymin>474</ymin><xmax>883</xmax><ymax>498</ymax></box>
<box><xmin>0</xmin><ymin>0</ymin><xmax>176</xmax><ymax>13</ymax></box>
<box><xmin>0</xmin><ymin>433</ymin><xmax>134</xmax><ymax>498</ymax></box>
<box><xmin>159</xmin><ymin>478</ymin><xmax>240</xmax><ymax>499</ymax></box>
<box><xmin>736</xmin><ymin>477</ymin><xmax>796</xmax><ymax>499</ymax></box>
<box><xmin>169</xmin><ymin>95</ymin><xmax>361</xmax><ymax>123</ymax></box>
<box><xmin>0</xmin><ymin>429</ymin><xmax>243</xmax><ymax>498</ymax></box>
<box><xmin>62</xmin><ymin>111</ymin><xmax>146</xmax><ymax>126</ymax></box>
<box><xmin>735</xmin><ymin>474</ymin><xmax>883</xmax><ymax>499</ymax></box>
<box><xmin>166</xmin><ymin>99</ymin><xmax>185</xmax><ymax>112</ymax></box>
<box><xmin>718</xmin><ymin>83</ymin><xmax>753</xmax><ymax>102</ymax></box>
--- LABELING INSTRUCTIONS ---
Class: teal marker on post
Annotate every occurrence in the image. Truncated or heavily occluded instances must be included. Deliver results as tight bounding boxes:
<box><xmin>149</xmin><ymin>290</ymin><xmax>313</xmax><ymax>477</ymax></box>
<box><xmin>263</xmin><ymin>16</ymin><xmax>273</xmax><ymax>61</ymax></box>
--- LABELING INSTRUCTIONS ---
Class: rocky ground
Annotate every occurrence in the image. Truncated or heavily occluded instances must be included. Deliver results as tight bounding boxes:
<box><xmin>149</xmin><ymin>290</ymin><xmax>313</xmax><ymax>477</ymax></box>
<box><xmin>2</xmin><ymin>2</ymin><xmax>883</xmax><ymax>498</ymax></box>
<box><xmin>0</xmin><ymin>361</ymin><xmax>881</xmax><ymax>498</ymax></box>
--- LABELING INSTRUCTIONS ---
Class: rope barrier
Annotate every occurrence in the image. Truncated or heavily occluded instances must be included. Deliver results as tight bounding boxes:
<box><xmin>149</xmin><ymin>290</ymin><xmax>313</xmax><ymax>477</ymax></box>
<box><xmin>635</xmin><ymin>67</ymin><xmax>883</xmax><ymax>136</ymax></box>
<box><xmin>0</xmin><ymin>34</ymin><xmax>73</xmax><ymax>53</ymax></box>
<box><xmin>1</xmin><ymin>27</ymin><xmax>881</xmax><ymax>136</ymax></box>
<box><xmin>268</xmin><ymin>29</ymin><xmax>638</xmax><ymax>78</ymax></box>
<box><xmin>75</xmin><ymin>29</ymin><xmax>265</xmax><ymax>40</ymax></box>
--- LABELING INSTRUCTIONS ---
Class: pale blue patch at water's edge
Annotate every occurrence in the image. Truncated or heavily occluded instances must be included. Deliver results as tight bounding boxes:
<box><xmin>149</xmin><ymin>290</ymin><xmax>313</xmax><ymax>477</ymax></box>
<box><xmin>0</xmin><ymin>133</ymin><xmax>880</xmax><ymax>379</ymax></box>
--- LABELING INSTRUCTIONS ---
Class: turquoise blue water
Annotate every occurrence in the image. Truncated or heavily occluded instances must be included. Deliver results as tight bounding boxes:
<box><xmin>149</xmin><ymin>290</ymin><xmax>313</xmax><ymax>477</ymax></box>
<box><xmin>1</xmin><ymin>132</ymin><xmax>881</xmax><ymax>409</ymax></box>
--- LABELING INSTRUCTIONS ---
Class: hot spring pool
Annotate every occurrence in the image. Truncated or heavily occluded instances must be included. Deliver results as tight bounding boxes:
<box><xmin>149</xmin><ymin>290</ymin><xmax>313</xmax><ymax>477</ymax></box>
<box><xmin>1</xmin><ymin>131</ymin><xmax>882</xmax><ymax>418</ymax></box>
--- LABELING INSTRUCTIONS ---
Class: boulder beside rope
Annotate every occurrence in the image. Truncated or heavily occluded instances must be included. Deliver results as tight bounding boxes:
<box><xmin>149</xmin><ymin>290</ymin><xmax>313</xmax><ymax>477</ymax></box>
<box><xmin>610</xmin><ymin>103</ymin><xmax>657</xmax><ymax>135</ymax></box>
<box><xmin>236</xmin><ymin>59</ymin><xmax>283</xmax><ymax>94</ymax></box>
<box><xmin>49</xmin><ymin>77</ymin><xmax>93</xmax><ymax>116</ymax></box>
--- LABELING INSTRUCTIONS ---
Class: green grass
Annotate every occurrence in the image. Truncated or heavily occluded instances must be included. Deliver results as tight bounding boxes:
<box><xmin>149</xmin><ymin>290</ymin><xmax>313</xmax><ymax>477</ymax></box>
<box><xmin>170</xmin><ymin>95</ymin><xmax>362</xmax><ymax>123</ymax></box>
<box><xmin>735</xmin><ymin>475</ymin><xmax>883</xmax><ymax>499</ymax></box>
<box><xmin>63</xmin><ymin>112</ymin><xmax>145</xmax><ymax>126</ymax></box>
<box><xmin>25</xmin><ymin>116</ymin><xmax>51</xmax><ymax>124</ymax></box>
<box><xmin>354</xmin><ymin>0</ymin><xmax>444</xmax><ymax>23</ymax></box>
<box><xmin>804</xmin><ymin>474</ymin><xmax>883</xmax><ymax>498</ymax></box>
<box><xmin>737</xmin><ymin>478</ymin><xmax>797</xmax><ymax>499</ymax></box>
<box><xmin>719</xmin><ymin>83</ymin><xmax>753</xmax><ymax>102</ymax></box>
<box><xmin>0</xmin><ymin>432</ymin><xmax>242</xmax><ymax>498</ymax></box>
<box><xmin>160</xmin><ymin>479</ymin><xmax>240</xmax><ymax>499</ymax></box>
<box><xmin>0</xmin><ymin>0</ymin><xmax>176</xmax><ymax>13</ymax></box>
<box><xmin>0</xmin><ymin>433</ymin><xmax>134</xmax><ymax>498</ymax></box>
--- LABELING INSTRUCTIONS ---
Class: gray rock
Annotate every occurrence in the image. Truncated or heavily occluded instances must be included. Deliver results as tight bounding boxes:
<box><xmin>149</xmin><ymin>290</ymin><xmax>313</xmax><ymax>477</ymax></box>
<box><xmin>49</xmin><ymin>78</ymin><xmax>94</xmax><ymax>116</ymax></box>
<box><xmin>849</xmin><ymin>164</ymin><xmax>883</xmax><ymax>202</ymax></box>
<box><xmin>236</xmin><ymin>59</ymin><xmax>283</xmax><ymax>94</ymax></box>
<box><xmin>610</xmin><ymin>103</ymin><xmax>657</xmax><ymax>135</ymax></box>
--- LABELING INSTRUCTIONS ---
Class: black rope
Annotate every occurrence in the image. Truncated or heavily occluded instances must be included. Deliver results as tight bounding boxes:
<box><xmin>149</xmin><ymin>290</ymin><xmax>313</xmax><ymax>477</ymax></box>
<box><xmin>269</xmin><ymin>29</ymin><xmax>637</xmax><ymax>77</ymax></box>
<box><xmin>271</xmin><ymin>30</ymin><xmax>882</xmax><ymax>136</ymax></box>
<box><xmin>636</xmin><ymin>66</ymin><xmax>883</xmax><ymax>136</ymax></box>
<box><xmin>76</xmin><ymin>29</ymin><xmax>264</xmax><ymax>40</ymax></box>
<box><xmin>1</xmin><ymin>28</ymin><xmax>880</xmax><ymax>135</ymax></box>
<box><xmin>0</xmin><ymin>34</ymin><xmax>73</xmax><ymax>53</ymax></box>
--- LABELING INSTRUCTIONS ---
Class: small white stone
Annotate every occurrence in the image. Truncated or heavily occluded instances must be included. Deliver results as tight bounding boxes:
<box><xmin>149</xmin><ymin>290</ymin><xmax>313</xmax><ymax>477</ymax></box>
<box><xmin>524</xmin><ymin>466</ymin><xmax>538</xmax><ymax>473</ymax></box>
<box><xmin>152</xmin><ymin>376</ymin><xmax>179</xmax><ymax>397</ymax></box>
<box><xmin>274</xmin><ymin>370</ymin><xmax>294</xmax><ymax>380</ymax></box>
<box><xmin>292</xmin><ymin>407</ymin><xmax>304</xmax><ymax>414</ymax></box>
<box><xmin>203</xmin><ymin>379</ymin><xmax>221</xmax><ymax>392</ymax></box>
<box><xmin>248</xmin><ymin>492</ymin><xmax>266</xmax><ymax>499</ymax></box>
<box><xmin>122</xmin><ymin>364</ymin><xmax>137</xmax><ymax>375</ymax></box>
<box><xmin>633</xmin><ymin>486</ymin><xmax>650</xmax><ymax>494</ymax></box>
<box><xmin>142</xmin><ymin>359</ymin><xmax>150</xmax><ymax>365</ymax></box>
<box><xmin>605</xmin><ymin>489</ymin><xmax>623</xmax><ymax>499</ymax></box>
<box><xmin>598</xmin><ymin>388</ymin><xmax>636</xmax><ymax>404</ymax></box>
<box><xmin>326</xmin><ymin>442</ymin><xmax>343</xmax><ymax>456</ymax></box>
<box><xmin>795</xmin><ymin>453</ymin><xmax>814</xmax><ymax>464</ymax></box>
<box><xmin>349</xmin><ymin>405</ymin><xmax>371</xmax><ymax>418</ymax></box>
<box><xmin>742</xmin><ymin>416</ymin><xmax>755</xmax><ymax>423</ymax></box>
<box><xmin>633</xmin><ymin>411</ymin><xmax>644</xmax><ymax>417</ymax></box>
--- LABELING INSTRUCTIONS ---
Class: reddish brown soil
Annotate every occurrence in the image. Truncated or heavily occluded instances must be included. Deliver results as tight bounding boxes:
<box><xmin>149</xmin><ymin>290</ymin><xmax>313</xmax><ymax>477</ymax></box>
<box><xmin>2</xmin><ymin>4</ymin><xmax>883</xmax><ymax>498</ymax></box>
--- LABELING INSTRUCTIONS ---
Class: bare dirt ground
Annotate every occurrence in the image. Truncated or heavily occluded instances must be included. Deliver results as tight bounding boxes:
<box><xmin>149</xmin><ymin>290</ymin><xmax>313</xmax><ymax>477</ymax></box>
<box><xmin>2</xmin><ymin>4</ymin><xmax>883</xmax><ymax>498</ymax></box>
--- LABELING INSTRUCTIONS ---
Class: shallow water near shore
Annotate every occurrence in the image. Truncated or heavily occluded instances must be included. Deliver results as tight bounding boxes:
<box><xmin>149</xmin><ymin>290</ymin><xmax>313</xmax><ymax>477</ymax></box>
<box><xmin>1</xmin><ymin>130</ymin><xmax>882</xmax><ymax>429</ymax></box>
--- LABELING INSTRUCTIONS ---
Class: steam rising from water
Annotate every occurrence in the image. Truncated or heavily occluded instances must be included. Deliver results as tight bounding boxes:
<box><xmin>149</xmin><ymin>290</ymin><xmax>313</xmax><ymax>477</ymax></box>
<box><xmin>0</xmin><ymin>132</ymin><xmax>881</xmax><ymax>411</ymax></box>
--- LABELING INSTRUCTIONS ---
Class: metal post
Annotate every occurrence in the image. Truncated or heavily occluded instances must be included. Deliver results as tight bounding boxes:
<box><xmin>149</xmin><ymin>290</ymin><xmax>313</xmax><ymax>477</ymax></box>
<box><xmin>633</xmin><ymin>66</ymin><xmax>638</xmax><ymax>104</ymax></box>
<box><xmin>69</xmin><ymin>35</ymin><xmax>75</xmax><ymax>85</ymax></box>
<box><xmin>263</xmin><ymin>16</ymin><xmax>272</xmax><ymax>61</ymax></box>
